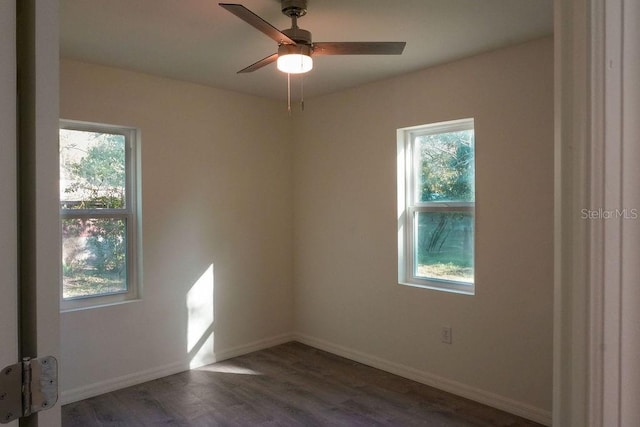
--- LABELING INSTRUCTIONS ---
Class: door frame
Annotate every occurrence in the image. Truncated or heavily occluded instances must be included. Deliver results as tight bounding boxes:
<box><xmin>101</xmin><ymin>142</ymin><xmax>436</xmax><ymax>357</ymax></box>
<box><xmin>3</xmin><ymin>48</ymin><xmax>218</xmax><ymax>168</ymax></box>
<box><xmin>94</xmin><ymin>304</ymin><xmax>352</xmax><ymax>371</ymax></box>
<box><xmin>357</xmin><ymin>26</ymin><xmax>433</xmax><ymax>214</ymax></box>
<box><xmin>16</xmin><ymin>0</ymin><xmax>61</xmax><ymax>426</ymax></box>
<box><xmin>554</xmin><ymin>0</ymin><xmax>640</xmax><ymax>425</ymax></box>
<box><xmin>0</xmin><ymin>2</ymin><xmax>19</xmax><ymax>424</ymax></box>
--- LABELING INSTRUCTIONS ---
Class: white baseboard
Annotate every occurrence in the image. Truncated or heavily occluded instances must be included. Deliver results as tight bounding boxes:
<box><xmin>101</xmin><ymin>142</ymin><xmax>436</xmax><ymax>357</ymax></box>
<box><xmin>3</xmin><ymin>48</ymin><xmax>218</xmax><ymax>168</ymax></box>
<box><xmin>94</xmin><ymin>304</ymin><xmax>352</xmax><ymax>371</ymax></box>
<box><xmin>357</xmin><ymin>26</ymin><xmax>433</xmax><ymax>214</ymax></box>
<box><xmin>60</xmin><ymin>332</ymin><xmax>295</xmax><ymax>405</ymax></box>
<box><xmin>293</xmin><ymin>333</ymin><xmax>552</xmax><ymax>426</ymax></box>
<box><xmin>60</xmin><ymin>360</ymin><xmax>188</xmax><ymax>405</ymax></box>
<box><xmin>209</xmin><ymin>332</ymin><xmax>294</xmax><ymax>364</ymax></box>
<box><xmin>61</xmin><ymin>331</ymin><xmax>551</xmax><ymax>426</ymax></box>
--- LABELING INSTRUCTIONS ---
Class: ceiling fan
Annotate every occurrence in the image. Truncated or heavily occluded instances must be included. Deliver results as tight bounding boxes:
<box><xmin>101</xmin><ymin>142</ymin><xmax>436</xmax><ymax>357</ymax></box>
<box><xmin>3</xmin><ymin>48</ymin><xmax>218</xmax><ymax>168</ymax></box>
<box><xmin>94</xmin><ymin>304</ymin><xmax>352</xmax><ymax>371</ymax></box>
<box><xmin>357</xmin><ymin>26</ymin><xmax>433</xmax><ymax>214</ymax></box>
<box><xmin>219</xmin><ymin>0</ymin><xmax>407</xmax><ymax>75</ymax></box>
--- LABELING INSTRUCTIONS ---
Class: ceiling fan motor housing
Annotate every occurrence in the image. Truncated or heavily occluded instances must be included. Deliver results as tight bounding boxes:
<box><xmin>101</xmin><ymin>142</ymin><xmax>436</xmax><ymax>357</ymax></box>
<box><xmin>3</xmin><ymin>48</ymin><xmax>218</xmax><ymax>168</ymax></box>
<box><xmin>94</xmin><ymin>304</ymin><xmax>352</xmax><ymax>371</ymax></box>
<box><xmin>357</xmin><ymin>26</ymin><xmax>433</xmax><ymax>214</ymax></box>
<box><xmin>281</xmin><ymin>0</ymin><xmax>307</xmax><ymax>18</ymax></box>
<box><xmin>278</xmin><ymin>43</ymin><xmax>312</xmax><ymax>58</ymax></box>
<box><xmin>282</xmin><ymin>27</ymin><xmax>312</xmax><ymax>45</ymax></box>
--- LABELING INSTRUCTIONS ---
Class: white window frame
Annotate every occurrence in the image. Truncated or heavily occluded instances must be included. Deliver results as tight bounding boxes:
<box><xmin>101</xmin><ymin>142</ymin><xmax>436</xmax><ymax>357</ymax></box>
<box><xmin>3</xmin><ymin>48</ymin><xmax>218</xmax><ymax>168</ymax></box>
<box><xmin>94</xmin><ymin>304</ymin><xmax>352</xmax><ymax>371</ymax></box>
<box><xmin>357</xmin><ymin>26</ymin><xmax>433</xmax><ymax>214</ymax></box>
<box><xmin>397</xmin><ymin>118</ymin><xmax>475</xmax><ymax>295</ymax></box>
<box><xmin>59</xmin><ymin>119</ymin><xmax>142</xmax><ymax>310</ymax></box>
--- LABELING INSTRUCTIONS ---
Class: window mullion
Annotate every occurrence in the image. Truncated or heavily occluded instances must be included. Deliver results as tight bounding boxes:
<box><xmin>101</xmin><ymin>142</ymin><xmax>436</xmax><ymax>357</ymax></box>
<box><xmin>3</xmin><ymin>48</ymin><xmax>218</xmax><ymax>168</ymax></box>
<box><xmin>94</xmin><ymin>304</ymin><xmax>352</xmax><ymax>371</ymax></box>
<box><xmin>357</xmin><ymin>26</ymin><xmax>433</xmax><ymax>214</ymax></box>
<box><xmin>413</xmin><ymin>204</ymin><xmax>474</xmax><ymax>213</ymax></box>
<box><xmin>60</xmin><ymin>210</ymin><xmax>130</xmax><ymax>219</ymax></box>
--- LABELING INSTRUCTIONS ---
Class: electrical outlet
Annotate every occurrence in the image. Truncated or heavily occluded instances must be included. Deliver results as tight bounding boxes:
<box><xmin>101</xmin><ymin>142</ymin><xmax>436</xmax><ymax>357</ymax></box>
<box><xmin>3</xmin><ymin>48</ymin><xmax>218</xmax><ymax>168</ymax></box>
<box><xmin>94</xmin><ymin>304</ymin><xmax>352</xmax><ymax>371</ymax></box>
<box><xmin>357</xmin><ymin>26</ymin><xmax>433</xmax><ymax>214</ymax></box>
<box><xmin>441</xmin><ymin>326</ymin><xmax>452</xmax><ymax>344</ymax></box>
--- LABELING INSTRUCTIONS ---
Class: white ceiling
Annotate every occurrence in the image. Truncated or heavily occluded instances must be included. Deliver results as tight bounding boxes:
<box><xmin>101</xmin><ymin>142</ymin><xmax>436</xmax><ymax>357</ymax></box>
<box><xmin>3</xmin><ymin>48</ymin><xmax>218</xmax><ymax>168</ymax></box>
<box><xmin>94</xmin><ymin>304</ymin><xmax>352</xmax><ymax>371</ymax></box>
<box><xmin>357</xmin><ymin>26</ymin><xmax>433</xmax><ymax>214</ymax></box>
<box><xmin>60</xmin><ymin>0</ymin><xmax>553</xmax><ymax>100</ymax></box>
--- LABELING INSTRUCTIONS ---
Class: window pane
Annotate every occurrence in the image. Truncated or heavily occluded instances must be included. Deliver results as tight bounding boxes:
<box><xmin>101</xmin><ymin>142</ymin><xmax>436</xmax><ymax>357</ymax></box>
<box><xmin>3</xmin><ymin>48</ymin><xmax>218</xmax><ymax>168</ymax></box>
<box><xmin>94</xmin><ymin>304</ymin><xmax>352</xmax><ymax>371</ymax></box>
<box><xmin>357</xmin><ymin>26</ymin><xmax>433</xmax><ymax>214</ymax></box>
<box><xmin>62</xmin><ymin>218</ymin><xmax>127</xmax><ymax>299</ymax></box>
<box><xmin>60</xmin><ymin>129</ymin><xmax>126</xmax><ymax>209</ymax></box>
<box><xmin>415</xmin><ymin>129</ymin><xmax>474</xmax><ymax>202</ymax></box>
<box><xmin>414</xmin><ymin>211</ymin><xmax>474</xmax><ymax>283</ymax></box>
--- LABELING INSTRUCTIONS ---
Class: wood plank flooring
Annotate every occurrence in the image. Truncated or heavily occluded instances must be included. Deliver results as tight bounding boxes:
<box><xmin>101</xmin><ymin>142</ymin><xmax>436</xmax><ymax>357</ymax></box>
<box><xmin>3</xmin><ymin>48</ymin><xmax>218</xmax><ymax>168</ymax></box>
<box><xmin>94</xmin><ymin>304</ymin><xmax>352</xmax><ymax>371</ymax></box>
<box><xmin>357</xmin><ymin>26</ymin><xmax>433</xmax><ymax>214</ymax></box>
<box><xmin>62</xmin><ymin>342</ymin><xmax>544</xmax><ymax>426</ymax></box>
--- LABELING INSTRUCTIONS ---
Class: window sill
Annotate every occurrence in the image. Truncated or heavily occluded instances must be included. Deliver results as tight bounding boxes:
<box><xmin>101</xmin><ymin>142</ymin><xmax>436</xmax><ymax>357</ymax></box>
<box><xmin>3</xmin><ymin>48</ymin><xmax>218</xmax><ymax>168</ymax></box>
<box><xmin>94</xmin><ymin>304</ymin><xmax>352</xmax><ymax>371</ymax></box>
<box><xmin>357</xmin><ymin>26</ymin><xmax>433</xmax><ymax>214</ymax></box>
<box><xmin>398</xmin><ymin>280</ymin><xmax>475</xmax><ymax>296</ymax></box>
<box><xmin>60</xmin><ymin>297</ymin><xmax>142</xmax><ymax>313</ymax></box>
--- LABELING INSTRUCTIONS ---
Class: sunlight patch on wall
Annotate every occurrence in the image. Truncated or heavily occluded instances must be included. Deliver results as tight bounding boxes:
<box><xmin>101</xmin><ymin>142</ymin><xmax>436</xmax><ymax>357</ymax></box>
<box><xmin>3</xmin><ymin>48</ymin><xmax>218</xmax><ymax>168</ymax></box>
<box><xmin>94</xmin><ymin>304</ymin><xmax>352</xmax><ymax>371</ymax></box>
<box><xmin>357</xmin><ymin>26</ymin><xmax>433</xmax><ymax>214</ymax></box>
<box><xmin>187</xmin><ymin>264</ymin><xmax>215</xmax><ymax>369</ymax></box>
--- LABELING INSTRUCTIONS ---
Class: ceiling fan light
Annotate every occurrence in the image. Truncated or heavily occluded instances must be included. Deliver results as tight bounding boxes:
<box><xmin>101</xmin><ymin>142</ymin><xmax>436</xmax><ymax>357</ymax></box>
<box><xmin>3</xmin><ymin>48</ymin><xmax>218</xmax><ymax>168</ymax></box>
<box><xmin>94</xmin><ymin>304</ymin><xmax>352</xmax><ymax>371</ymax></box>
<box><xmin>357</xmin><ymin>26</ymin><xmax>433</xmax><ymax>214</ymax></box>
<box><xmin>277</xmin><ymin>44</ymin><xmax>313</xmax><ymax>74</ymax></box>
<box><xmin>277</xmin><ymin>54</ymin><xmax>313</xmax><ymax>73</ymax></box>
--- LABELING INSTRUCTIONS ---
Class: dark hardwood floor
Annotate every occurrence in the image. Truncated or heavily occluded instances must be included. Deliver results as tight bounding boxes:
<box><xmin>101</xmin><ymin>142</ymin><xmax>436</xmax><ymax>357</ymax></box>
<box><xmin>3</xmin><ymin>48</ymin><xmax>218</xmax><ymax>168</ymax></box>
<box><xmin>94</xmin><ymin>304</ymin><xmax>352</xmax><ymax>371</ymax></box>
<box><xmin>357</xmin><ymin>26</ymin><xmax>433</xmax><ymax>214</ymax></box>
<box><xmin>62</xmin><ymin>342</ymin><xmax>544</xmax><ymax>426</ymax></box>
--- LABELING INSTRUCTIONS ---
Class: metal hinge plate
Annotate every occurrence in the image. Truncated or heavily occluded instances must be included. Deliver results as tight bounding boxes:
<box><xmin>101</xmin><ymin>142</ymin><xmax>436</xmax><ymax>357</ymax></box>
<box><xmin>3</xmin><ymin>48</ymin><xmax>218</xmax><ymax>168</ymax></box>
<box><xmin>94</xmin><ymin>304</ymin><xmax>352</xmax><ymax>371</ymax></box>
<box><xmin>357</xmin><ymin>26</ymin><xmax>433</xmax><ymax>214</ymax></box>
<box><xmin>0</xmin><ymin>356</ymin><xmax>58</xmax><ymax>424</ymax></box>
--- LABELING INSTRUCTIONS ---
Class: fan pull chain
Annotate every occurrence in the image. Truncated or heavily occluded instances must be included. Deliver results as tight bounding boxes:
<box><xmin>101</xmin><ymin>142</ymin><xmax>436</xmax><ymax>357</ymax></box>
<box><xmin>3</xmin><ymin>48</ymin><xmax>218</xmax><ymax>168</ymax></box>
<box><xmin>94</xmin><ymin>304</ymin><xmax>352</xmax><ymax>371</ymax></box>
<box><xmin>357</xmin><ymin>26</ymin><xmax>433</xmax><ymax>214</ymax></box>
<box><xmin>287</xmin><ymin>73</ymin><xmax>291</xmax><ymax>115</ymax></box>
<box><xmin>300</xmin><ymin>74</ymin><xmax>305</xmax><ymax>111</ymax></box>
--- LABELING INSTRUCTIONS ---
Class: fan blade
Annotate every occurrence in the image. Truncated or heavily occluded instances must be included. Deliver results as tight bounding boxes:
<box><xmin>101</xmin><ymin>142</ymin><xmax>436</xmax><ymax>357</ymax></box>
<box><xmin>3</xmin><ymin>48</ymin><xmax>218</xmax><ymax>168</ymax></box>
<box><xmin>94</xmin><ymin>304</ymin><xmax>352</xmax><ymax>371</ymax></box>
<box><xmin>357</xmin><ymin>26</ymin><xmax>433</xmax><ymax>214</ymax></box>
<box><xmin>312</xmin><ymin>42</ymin><xmax>406</xmax><ymax>56</ymax></box>
<box><xmin>219</xmin><ymin>3</ymin><xmax>295</xmax><ymax>45</ymax></box>
<box><xmin>237</xmin><ymin>53</ymin><xmax>278</xmax><ymax>73</ymax></box>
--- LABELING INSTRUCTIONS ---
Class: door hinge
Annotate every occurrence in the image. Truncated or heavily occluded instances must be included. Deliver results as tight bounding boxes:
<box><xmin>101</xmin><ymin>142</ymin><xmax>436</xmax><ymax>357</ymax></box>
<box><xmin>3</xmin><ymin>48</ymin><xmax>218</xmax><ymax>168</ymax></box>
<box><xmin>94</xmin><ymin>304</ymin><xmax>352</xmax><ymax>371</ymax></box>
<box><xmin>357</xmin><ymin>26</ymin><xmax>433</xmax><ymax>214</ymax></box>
<box><xmin>0</xmin><ymin>356</ymin><xmax>58</xmax><ymax>424</ymax></box>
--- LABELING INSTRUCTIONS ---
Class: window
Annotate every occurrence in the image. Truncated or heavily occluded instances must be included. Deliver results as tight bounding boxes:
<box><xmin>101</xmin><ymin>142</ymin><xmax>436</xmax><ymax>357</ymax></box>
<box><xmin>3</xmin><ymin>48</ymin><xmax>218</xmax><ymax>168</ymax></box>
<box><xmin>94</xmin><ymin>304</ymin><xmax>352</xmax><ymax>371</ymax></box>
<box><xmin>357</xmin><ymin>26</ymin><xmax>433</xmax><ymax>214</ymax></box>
<box><xmin>59</xmin><ymin>120</ymin><xmax>141</xmax><ymax>309</ymax></box>
<box><xmin>397</xmin><ymin>118</ymin><xmax>475</xmax><ymax>294</ymax></box>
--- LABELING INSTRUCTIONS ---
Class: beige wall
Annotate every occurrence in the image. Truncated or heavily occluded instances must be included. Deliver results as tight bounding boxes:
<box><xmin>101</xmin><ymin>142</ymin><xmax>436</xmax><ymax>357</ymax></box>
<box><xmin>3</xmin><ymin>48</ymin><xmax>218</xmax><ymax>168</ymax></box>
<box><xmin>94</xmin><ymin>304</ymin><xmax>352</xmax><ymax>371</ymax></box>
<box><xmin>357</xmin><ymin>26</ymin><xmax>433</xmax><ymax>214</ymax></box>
<box><xmin>59</xmin><ymin>36</ymin><xmax>553</xmax><ymax>422</ymax></box>
<box><xmin>292</xmin><ymin>37</ymin><xmax>554</xmax><ymax>418</ymax></box>
<box><xmin>60</xmin><ymin>60</ymin><xmax>294</xmax><ymax>398</ymax></box>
